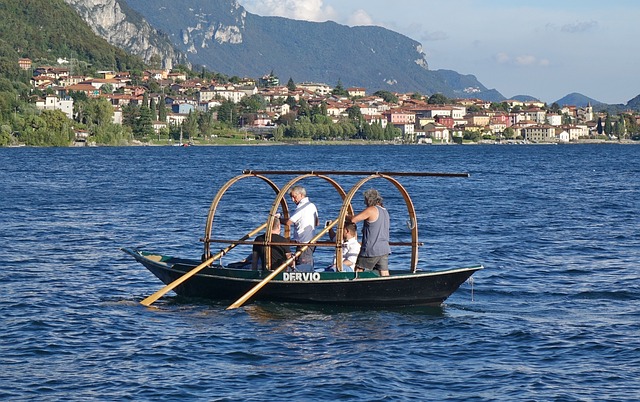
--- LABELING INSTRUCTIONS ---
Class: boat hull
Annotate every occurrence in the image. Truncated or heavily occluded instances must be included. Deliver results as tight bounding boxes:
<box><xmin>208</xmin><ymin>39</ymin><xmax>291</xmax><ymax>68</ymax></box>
<box><xmin>123</xmin><ymin>248</ymin><xmax>482</xmax><ymax>307</ymax></box>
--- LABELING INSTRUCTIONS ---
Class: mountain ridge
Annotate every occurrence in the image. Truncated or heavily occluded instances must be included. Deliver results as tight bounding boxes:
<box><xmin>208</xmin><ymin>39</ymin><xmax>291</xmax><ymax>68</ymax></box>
<box><xmin>101</xmin><ymin>0</ymin><xmax>506</xmax><ymax>101</ymax></box>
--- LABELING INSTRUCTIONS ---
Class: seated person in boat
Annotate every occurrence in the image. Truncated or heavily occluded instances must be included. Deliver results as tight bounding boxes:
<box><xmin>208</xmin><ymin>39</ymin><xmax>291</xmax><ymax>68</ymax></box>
<box><xmin>252</xmin><ymin>218</ymin><xmax>292</xmax><ymax>271</ymax></box>
<box><xmin>322</xmin><ymin>221</ymin><xmax>360</xmax><ymax>272</ymax></box>
<box><xmin>348</xmin><ymin>188</ymin><xmax>391</xmax><ymax>277</ymax></box>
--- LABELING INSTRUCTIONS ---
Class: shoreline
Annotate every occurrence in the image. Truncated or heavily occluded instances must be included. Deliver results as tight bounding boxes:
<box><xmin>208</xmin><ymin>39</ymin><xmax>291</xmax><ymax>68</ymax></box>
<box><xmin>3</xmin><ymin>138</ymin><xmax>638</xmax><ymax>148</ymax></box>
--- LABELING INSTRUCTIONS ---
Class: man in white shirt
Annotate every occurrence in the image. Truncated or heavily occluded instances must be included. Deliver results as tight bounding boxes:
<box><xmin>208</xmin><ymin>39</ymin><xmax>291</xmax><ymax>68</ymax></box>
<box><xmin>280</xmin><ymin>185</ymin><xmax>318</xmax><ymax>272</ymax></box>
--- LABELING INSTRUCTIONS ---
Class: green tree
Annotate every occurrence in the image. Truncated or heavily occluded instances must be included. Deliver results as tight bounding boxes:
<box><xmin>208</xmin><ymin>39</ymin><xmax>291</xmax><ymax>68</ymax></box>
<box><xmin>286</xmin><ymin>77</ymin><xmax>296</xmax><ymax>91</ymax></box>
<box><xmin>217</xmin><ymin>100</ymin><xmax>237</xmax><ymax>126</ymax></box>
<box><xmin>100</xmin><ymin>83</ymin><xmax>114</xmax><ymax>94</ymax></box>
<box><xmin>136</xmin><ymin>104</ymin><xmax>154</xmax><ymax>138</ymax></box>
<box><xmin>503</xmin><ymin>127</ymin><xmax>516</xmax><ymax>139</ymax></box>
<box><xmin>285</xmin><ymin>95</ymin><xmax>297</xmax><ymax>109</ymax></box>
<box><xmin>149</xmin><ymin>98</ymin><xmax>157</xmax><ymax>121</ymax></box>
<box><xmin>596</xmin><ymin>117</ymin><xmax>603</xmax><ymax>135</ymax></box>
<box><xmin>84</xmin><ymin>97</ymin><xmax>113</xmax><ymax>126</ymax></box>
<box><xmin>158</xmin><ymin>96</ymin><xmax>167</xmax><ymax>122</ymax></box>
<box><xmin>616</xmin><ymin>115</ymin><xmax>626</xmax><ymax>139</ymax></box>
<box><xmin>182</xmin><ymin>110</ymin><xmax>200</xmax><ymax>139</ymax></box>
<box><xmin>0</xmin><ymin>124</ymin><xmax>14</xmax><ymax>146</ymax></box>
<box><xmin>240</xmin><ymin>94</ymin><xmax>266</xmax><ymax>113</ymax></box>
<box><xmin>604</xmin><ymin>114</ymin><xmax>613</xmax><ymax>136</ymax></box>
<box><xmin>332</xmin><ymin>80</ymin><xmax>349</xmax><ymax>97</ymax></box>
<box><xmin>373</xmin><ymin>90</ymin><xmax>398</xmax><ymax>104</ymax></box>
<box><xmin>91</xmin><ymin>122</ymin><xmax>131</xmax><ymax>145</ymax></box>
<box><xmin>427</xmin><ymin>93</ymin><xmax>449</xmax><ymax>105</ymax></box>
<box><xmin>384</xmin><ymin>122</ymin><xmax>398</xmax><ymax>140</ymax></box>
<box><xmin>297</xmin><ymin>98</ymin><xmax>311</xmax><ymax>118</ymax></box>
<box><xmin>346</xmin><ymin>105</ymin><xmax>363</xmax><ymax>131</ymax></box>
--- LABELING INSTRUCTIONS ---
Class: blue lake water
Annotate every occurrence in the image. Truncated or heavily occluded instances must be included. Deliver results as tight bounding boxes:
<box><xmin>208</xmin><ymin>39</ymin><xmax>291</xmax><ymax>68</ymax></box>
<box><xmin>1</xmin><ymin>144</ymin><xmax>639</xmax><ymax>401</ymax></box>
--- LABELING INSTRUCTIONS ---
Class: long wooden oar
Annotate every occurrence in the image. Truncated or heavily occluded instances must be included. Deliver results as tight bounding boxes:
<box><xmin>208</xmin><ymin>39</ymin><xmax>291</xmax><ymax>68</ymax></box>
<box><xmin>140</xmin><ymin>222</ymin><xmax>268</xmax><ymax>307</ymax></box>
<box><xmin>227</xmin><ymin>222</ymin><xmax>335</xmax><ymax>310</ymax></box>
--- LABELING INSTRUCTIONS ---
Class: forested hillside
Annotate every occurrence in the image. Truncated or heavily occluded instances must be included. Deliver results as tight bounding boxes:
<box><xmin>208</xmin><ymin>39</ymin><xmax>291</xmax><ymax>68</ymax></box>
<box><xmin>0</xmin><ymin>0</ymin><xmax>144</xmax><ymax>81</ymax></box>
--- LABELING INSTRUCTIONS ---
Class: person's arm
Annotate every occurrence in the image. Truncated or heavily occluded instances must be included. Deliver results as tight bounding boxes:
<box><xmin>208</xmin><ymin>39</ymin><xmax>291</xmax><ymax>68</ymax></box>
<box><xmin>349</xmin><ymin>206</ymin><xmax>378</xmax><ymax>224</ymax></box>
<box><xmin>343</xmin><ymin>241</ymin><xmax>360</xmax><ymax>267</ymax></box>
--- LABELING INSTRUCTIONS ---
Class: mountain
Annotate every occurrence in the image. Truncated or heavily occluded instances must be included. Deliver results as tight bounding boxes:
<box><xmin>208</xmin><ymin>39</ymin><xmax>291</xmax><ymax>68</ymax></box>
<box><xmin>554</xmin><ymin>93</ymin><xmax>604</xmax><ymax>108</ymax></box>
<box><xmin>67</xmin><ymin>0</ymin><xmax>505</xmax><ymax>101</ymax></box>
<box><xmin>626</xmin><ymin>95</ymin><xmax>640</xmax><ymax>110</ymax></box>
<box><xmin>63</xmin><ymin>0</ymin><xmax>187</xmax><ymax>68</ymax></box>
<box><xmin>510</xmin><ymin>95</ymin><xmax>542</xmax><ymax>103</ymax></box>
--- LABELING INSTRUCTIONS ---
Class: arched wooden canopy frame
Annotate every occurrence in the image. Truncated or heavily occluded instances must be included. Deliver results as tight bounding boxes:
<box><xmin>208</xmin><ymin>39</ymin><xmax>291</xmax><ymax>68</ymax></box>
<box><xmin>334</xmin><ymin>174</ymin><xmax>419</xmax><ymax>272</ymax></box>
<box><xmin>262</xmin><ymin>173</ymin><xmax>353</xmax><ymax>269</ymax></box>
<box><xmin>202</xmin><ymin>170</ymin><xmax>468</xmax><ymax>273</ymax></box>
<box><xmin>201</xmin><ymin>172</ymin><xmax>354</xmax><ymax>267</ymax></box>
<box><xmin>202</xmin><ymin>173</ymin><xmax>286</xmax><ymax>259</ymax></box>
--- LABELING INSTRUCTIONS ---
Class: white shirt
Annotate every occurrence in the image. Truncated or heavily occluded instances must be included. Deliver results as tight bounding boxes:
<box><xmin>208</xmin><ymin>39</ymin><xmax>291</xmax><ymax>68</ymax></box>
<box><xmin>324</xmin><ymin>236</ymin><xmax>361</xmax><ymax>272</ymax></box>
<box><xmin>289</xmin><ymin>197</ymin><xmax>318</xmax><ymax>243</ymax></box>
<box><xmin>340</xmin><ymin>237</ymin><xmax>361</xmax><ymax>272</ymax></box>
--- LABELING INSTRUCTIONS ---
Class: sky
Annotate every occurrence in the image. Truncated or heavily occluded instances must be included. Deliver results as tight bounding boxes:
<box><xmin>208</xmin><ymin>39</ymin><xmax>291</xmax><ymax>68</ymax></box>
<box><xmin>238</xmin><ymin>0</ymin><xmax>639</xmax><ymax>104</ymax></box>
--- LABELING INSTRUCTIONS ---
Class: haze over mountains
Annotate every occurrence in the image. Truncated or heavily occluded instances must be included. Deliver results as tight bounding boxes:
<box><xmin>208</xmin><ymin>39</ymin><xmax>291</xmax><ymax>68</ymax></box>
<box><xmin>61</xmin><ymin>0</ymin><xmax>637</xmax><ymax>108</ymax></box>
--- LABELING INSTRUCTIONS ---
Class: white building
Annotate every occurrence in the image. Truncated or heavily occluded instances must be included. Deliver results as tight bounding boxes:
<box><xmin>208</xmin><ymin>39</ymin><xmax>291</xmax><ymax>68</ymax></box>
<box><xmin>546</xmin><ymin>114</ymin><xmax>563</xmax><ymax>126</ymax></box>
<box><xmin>35</xmin><ymin>95</ymin><xmax>74</xmax><ymax>119</ymax></box>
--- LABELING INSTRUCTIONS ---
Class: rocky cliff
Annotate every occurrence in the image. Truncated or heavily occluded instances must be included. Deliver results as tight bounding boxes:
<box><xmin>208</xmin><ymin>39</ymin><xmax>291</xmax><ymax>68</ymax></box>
<box><xmin>63</xmin><ymin>0</ymin><xmax>187</xmax><ymax>69</ymax></box>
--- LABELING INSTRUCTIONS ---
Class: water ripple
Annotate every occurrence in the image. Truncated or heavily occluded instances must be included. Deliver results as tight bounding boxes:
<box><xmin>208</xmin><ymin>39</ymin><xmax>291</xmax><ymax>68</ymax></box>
<box><xmin>1</xmin><ymin>145</ymin><xmax>639</xmax><ymax>400</ymax></box>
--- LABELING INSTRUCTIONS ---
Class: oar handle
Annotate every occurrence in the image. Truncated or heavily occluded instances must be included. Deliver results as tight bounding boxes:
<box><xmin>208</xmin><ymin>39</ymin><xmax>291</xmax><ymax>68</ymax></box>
<box><xmin>140</xmin><ymin>222</ymin><xmax>268</xmax><ymax>307</ymax></box>
<box><xmin>226</xmin><ymin>221</ymin><xmax>337</xmax><ymax>310</ymax></box>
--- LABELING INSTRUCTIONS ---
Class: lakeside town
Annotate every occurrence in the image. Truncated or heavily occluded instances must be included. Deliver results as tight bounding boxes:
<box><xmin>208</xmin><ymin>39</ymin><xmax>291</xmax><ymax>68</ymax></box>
<box><xmin>4</xmin><ymin>57</ymin><xmax>640</xmax><ymax>147</ymax></box>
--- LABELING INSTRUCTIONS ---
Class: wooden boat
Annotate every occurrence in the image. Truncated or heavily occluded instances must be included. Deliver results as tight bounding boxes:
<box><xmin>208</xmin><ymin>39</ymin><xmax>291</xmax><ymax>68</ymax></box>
<box><xmin>123</xmin><ymin>170</ymin><xmax>483</xmax><ymax>309</ymax></box>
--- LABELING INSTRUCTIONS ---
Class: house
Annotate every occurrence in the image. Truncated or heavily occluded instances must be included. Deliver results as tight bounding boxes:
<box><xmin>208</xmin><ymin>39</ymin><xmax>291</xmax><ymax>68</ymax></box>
<box><xmin>435</xmin><ymin>115</ymin><xmax>454</xmax><ymax>129</ymax></box>
<box><xmin>326</xmin><ymin>101</ymin><xmax>348</xmax><ymax>117</ymax></box>
<box><xmin>152</xmin><ymin>121</ymin><xmax>168</xmax><ymax>133</ymax></box>
<box><xmin>347</xmin><ymin>87</ymin><xmax>366</xmax><ymax>98</ymax></box>
<box><xmin>423</xmin><ymin>123</ymin><xmax>451</xmax><ymax>143</ymax></box>
<box><xmin>167</xmin><ymin>113</ymin><xmax>188</xmax><ymax>126</ymax></box>
<box><xmin>563</xmin><ymin>125</ymin><xmax>589</xmax><ymax>141</ymax></box>
<box><xmin>556</xmin><ymin>129</ymin><xmax>570</xmax><ymax>143</ymax></box>
<box><xmin>522</xmin><ymin>124</ymin><xmax>556</xmax><ymax>142</ymax></box>
<box><xmin>144</xmin><ymin>69</ymin><xmax>169</xmax><ymax>81</ymax></box>
<box><xmin>266</xmin><ymin>103</ymin><xmax>291</xmax><ymax>118</ymax></box>
<box><xmin>35</xmin><ymin>95</ymin><xmax>74</xmax><ymax>119</ymax></box>
<box><xmin>58</xmin><ymin>75</ymin><xmax>87</xmax><ymax>87</ymax></box>
<box><xmin>546</xmin><ymin>113</ymin><xmax>562</xmax><ymax>126</ymax></box>
<box><xmin>394</xmin><ymin>123</ymin><xmax>415</xmax><ymax>143</ymax></box>
<box><xmin>64</xmin><ymin>84</ymin><xmax>101</xmax><ymax>97</ymax></box>
<box><xmin>31</xmin><ymin>75</ymin><xmax>55</xmax><ymax>89</ymax></box>
<box><xmin>298</xmin><ymin>82</ymin><xmax>332</xmax><ymax>96</ymax></box>
<box><xmin>364</xmin><ymin>114</ymin><xmax>388</xmax><ymax>128</ymax></box>
<box><xmin>214</xmin><ymin>85</ymin><xmax>247</xmax><ymax>103</ymax></box>
<box><xmin>385</xmin><ymin>110</ymin><xmax>416</xmax><ymax>125</ymax></box>
<box><xmin>171</xmin><ymin>103</ymin><xmax>195</xmax><ymax>114</ymax></box>
<box><xmin>96</xmin><ymin>71</ymin><xmax>117</xmax><ymax>79</ymax></box>
<box><xmin>18</xmin><ymin>58</ymin><xmax>32</xmax><ymax>71</ymax></box>
<box><xmin>85</xmin><ymin>78</ymin><xmax>126</xmax><ymax>92</ymax></box>
<box><xmin>167</xmin><ymin>71</ymin><xmax>187</xmax><ymax>82</ymax></box>
<box><xmin>523</xmin><ymin>107</ymin><xmax>547</xmax><ymax>124</ymax></box>
<box><xmin>465</xmin><ymin>113</ymin><xmax>490</xmax><ymax>127</ymax></box>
